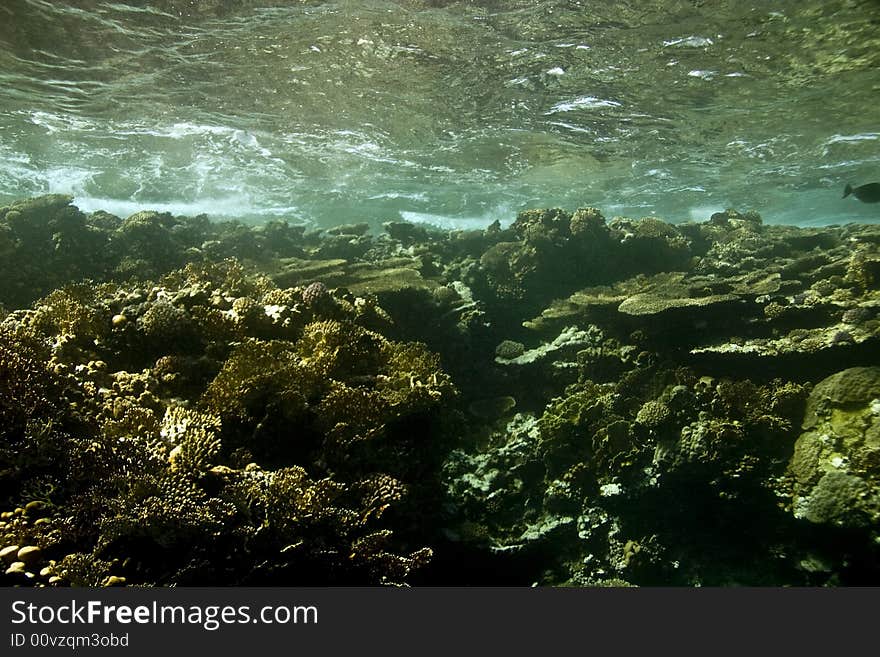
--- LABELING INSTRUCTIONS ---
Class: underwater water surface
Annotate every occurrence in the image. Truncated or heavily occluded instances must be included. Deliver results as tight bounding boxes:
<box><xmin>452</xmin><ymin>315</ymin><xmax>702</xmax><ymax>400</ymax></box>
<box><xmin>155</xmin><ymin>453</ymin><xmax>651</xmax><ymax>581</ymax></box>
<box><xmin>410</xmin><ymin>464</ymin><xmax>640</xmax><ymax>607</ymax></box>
<box><xmin>1</xmin><ymin>0</ymin><xmax>879</xmax><ymax>227</ymax></box>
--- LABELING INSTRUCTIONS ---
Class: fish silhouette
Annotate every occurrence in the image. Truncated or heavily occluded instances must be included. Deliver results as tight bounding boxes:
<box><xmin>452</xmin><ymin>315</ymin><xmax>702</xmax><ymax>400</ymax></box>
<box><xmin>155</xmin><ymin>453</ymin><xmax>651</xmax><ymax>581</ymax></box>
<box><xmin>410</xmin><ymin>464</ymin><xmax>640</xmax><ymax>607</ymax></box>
<box><xmin>843</xmin><ymin>182</ymin><xmax>880</xmax><ymax>203</ymax></box>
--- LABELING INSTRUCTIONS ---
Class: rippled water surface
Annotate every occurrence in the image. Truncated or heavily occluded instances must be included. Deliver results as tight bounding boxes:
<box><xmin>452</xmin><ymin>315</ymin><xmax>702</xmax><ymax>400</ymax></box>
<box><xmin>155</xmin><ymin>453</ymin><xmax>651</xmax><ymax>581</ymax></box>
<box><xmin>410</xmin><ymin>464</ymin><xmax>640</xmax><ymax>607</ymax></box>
<box><xmin>1</xmin><ymin>0</ymin><xmax>879</xmax><ymax>226</ymax></box>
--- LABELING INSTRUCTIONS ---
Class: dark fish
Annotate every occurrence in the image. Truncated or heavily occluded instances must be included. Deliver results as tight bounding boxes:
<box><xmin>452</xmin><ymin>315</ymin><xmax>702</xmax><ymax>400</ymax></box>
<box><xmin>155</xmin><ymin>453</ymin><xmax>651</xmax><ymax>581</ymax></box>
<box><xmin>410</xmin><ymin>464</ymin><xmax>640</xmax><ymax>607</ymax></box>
<box><xmin>843</xmin><ymin>182</ymin><xmax>880</xmax><ymax>203</ymax></box>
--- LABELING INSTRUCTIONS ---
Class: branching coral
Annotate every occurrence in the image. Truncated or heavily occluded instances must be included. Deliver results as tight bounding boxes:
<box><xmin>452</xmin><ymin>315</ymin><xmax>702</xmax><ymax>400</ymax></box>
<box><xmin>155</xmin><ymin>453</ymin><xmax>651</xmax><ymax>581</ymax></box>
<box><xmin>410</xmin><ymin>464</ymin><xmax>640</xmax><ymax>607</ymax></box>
<box><xmin>201</xmin><ymin>339</ymin><xmax>322</xmax><ymax>425</ymax></box>
<box><xmin>296</xmin><ymin>319</ymin><xmax>386</xmax><ymax>379</ymax></box>
<box><xmin>162</xmin><ymin>406</ymin><xmax>223</xmax><ymax>475</ymax></box>
<box><xmin>377</xmin><ymin>341</ymin><xmax>456</xmax><ymax>414</ymax></box>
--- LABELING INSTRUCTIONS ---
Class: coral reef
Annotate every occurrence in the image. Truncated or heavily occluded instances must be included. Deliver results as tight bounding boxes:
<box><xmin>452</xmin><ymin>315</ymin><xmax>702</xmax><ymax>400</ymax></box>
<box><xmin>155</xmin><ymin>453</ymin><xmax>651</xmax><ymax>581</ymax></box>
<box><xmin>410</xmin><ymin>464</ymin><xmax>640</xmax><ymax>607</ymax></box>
<box><xmin>786</xmin><ymin>367</ymin><xmax>880</xmax><ymax>528</ymax></box>
<box><xmin>3</xmin><ymin>195</ymin><xmax>880</xmax><ymax>586</ymax></box>
<box><xmin>0</xmin><ymin>248</ymin><xmax>456</xmax><ymax>586</ymax></box>
<box><xmin>443</xmin><ymin>368</ymin><xmax>822</xmax><ymax>585</ymax></box>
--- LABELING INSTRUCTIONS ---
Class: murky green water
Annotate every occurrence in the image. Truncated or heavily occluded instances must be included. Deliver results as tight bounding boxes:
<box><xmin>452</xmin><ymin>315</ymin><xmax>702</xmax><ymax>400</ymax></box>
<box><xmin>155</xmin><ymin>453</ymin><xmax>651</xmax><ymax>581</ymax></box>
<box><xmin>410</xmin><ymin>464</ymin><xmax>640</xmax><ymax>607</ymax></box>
<box><xmin>1</xmin><ymin>0</ymin><xmax>879</xmax><ymax>227</ymax></box>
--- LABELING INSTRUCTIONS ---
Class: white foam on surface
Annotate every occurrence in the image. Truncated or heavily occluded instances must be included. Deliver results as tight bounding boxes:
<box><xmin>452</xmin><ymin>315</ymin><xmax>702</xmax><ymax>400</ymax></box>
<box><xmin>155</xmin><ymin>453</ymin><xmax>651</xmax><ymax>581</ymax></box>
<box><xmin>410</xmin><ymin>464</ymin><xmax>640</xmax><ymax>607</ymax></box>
<box><xmin>545</xmin><ymin>96</ymin><xmax>622</xmax><ymax>114</ymax></box>
<box><xmin>399</xmin><ymin>206</ymin><xmax>516</xmax><ymax>231</ymax></box>
<box><xmin>71</xmin><ymin>195</ymin><xmax>302</xmax><ymax>221</ymax></box>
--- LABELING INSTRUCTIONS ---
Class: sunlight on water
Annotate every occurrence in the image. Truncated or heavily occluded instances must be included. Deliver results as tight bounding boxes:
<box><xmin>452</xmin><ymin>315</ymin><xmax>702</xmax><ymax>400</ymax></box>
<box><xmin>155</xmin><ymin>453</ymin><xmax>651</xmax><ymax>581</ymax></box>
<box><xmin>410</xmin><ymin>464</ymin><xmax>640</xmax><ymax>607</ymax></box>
<box><xmin>0</xmin><ymin>0</ymin><xmax>878</xmax><ymax>226</ymax></box>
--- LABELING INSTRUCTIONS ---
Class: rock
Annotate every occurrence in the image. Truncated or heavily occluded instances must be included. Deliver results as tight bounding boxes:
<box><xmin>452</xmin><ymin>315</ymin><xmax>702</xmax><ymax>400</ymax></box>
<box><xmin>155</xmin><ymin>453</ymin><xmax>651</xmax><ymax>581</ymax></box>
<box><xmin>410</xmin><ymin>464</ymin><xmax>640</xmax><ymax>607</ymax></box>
<box><xmin>5</xmin><ymin>561</ymin><xmax>27</xmax><ymax>575</ymax></box>
<box><xmin>382</xmin><ymin>221</ymin><xmax>434</xmax><ymax>245</ymax></box>
<box><xmin>17</xmin><ymin>546</ymin><xmax>41</xmax><ymax>567</ymax></box>
<box><xmin>0</xmin><ymin>545</ymin><xmax>20</xmax><ymax>564</ymax></box>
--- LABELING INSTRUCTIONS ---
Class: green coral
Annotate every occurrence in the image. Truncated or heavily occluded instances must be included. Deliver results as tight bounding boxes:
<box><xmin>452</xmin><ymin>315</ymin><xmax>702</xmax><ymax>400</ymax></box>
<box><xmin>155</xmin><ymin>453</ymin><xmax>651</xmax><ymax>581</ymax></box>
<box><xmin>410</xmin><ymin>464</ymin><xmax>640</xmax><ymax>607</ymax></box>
<box><xmin>787</xmin><ymin>367</ymin><xmax>880</xmax><ymax>529</ymax></box>
<box><xmin>296</xmin><ymin>319</ymin><xmax>386</xmax><ymax>379</ymax></box>
<box><xmin>495</xmin><ymin>339</ymin><xmax>525</xmax><ymax>360</ymax></box>
<box><xmin>377</xmin><ymin>341</ymin><xmax>456</xmax><ymax>414</ymax></box>
<box><xmin>634</xmin><ymin>399</ymin><xmax>671</xmax><ymax>429</ymax></box>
